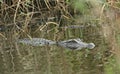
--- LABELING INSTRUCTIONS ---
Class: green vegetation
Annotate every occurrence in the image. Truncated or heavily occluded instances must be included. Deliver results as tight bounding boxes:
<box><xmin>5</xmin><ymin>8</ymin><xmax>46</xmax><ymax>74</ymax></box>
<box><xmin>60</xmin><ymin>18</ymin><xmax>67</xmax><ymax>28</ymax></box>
<box><xmin>0</xmin><ymin>0</ymin><xmax>120</xmax><ymax>74</ymax></box>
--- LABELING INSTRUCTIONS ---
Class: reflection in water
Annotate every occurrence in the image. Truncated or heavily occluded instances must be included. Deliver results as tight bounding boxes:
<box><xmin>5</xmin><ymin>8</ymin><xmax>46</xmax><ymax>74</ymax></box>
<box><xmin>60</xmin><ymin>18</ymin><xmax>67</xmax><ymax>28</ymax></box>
<box><xmin>18</xmin><ymin>38</ymin><xmax>95</xmax><ymax>50</ymax></box>
<box><xmin>0</xmin><ymin>23</ymin><xmax>103</xmax><ymax>74</ymax></box>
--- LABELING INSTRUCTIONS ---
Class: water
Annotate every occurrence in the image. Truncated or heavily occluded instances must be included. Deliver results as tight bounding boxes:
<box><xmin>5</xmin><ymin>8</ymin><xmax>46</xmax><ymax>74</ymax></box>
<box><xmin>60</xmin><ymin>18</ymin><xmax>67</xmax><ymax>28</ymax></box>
<box><xmin>0</xmin><ymin>25</ymin><xmax>104</xmax><ymax>74</ymax></box>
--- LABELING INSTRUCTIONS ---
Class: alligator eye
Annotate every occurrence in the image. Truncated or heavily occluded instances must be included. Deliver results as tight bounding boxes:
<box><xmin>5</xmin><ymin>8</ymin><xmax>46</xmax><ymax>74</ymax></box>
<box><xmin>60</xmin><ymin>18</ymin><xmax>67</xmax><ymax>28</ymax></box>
<box><xmin>47</xmin><ymin>42</ymin><xmax>49</xmax><ymax>44</ymax></box>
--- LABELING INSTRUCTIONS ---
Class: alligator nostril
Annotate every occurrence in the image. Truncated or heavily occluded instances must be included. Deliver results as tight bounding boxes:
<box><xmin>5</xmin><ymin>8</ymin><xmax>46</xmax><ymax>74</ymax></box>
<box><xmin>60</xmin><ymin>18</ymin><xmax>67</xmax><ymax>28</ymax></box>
<box><xmin>87</xmin><ymin>43</ymin><xmax>95</xmax><ymax>49</ymax></box>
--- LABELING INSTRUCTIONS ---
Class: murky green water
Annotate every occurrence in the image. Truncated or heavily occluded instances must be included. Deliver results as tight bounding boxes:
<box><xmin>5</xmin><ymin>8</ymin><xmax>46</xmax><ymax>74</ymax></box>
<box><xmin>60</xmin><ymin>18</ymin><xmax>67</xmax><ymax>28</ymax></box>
<box><xmin>0</xmin><ymin>24</ymin><xmax>107</xmax><ymax>74</ymax></box>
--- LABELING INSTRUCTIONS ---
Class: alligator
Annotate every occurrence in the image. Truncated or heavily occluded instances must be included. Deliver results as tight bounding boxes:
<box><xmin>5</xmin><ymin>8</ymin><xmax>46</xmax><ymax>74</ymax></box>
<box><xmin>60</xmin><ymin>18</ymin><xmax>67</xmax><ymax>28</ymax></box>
<box><xmin>18</xmin><ymin>38</ymin><xmax>95</xmax><ymax>50</ymax></box>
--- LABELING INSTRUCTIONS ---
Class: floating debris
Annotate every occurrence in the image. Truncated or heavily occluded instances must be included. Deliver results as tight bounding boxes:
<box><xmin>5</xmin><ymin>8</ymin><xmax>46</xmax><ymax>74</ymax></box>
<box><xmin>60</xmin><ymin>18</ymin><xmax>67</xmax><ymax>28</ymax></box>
<box><xmin>63</xmin><ymin>25</ymin><xmax>85</xmax><ymax>29</ymax></box>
